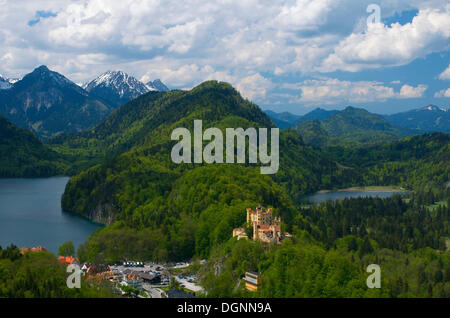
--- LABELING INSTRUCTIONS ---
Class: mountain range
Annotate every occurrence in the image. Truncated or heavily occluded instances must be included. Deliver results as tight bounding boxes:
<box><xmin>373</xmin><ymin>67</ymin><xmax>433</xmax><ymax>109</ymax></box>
<box><xmin>294</xmin><ymin>106</ymin><xmax>415</xmax><ymax>147</ymax></box>
<box><xmin>383</xmin><ymin>105</ymin><xmax>450</xmax><ymax>133</ymax></box>
<box><xmin>266</xmin><ymin>105</ymin><xmax>449</xmax><ymax>133</ymax></box>
<box><xmin>0</xmin><ymin>66</ymin><xmax>112</xmax><ymax>139</ymax></box>
<box><xmin>263</xmin><ymin>110</ymin><xmax>302</xmax><ymax>129</ymax></box>
<box><xmin>0</xmin><ymin>66</ymin><xmax>169</xmax><ymax>138</ymax></box>
<box><xmin>0</xmin><ymin>65</ymin><xmax>447</xmax><ymax>143</ymax></box>
<box><xmin>83</xmin><ymin>71</ymin><xmax>169</xmax><ymax>108</ymax></box>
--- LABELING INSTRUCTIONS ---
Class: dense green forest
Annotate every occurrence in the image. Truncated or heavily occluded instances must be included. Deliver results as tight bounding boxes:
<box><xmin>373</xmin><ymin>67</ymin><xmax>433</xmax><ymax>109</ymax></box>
<box><xmin>294</xmin><ymin>106</ymin><xmax>415</xmax><ymax>147</ymax></box>
<box><xmin>59</xmin><ymin>82</ymin><xmax>341</xmax><ymax>221</ymax></box>
<box><xmin>61</xmin><ymin>82</ymin><xmax>448</xmax><ymax>265</ymax></box>
<box><xmin>60</xmin><ymin>81</ymin><xmax>346</xmax><ymax>263</ymax></box>
<box><xmin>75</xmin><ymin>164</ymin><xmax>298</xmax><ymax>262</ymax></box>
<box><xmin>297</xmin><ymin>192</ymin><xmax>449</xmax><ymax>252</ymax></box>
<box><xmin>322</xmin><ymin>133</ymin><xmax>449</xmax><ymax>191</ymax></box>
<box><xmin>0</xmin><ymin>245</ymin><xmax>115</xmax><ymax>297</ymax></box>
<box><xmin>199</xmin><ymin>234</ymin><xmax>449</xmax><ymax>298</ymax></box>
<box><xmin>0</xmin><ymin>115</ymin><xmax>69</xmax><ymax>177</ymax></box>
<box><xmin>199</xmin><ymin>189</ymin><xmax>449</xmax><ymax>298</ymax></box>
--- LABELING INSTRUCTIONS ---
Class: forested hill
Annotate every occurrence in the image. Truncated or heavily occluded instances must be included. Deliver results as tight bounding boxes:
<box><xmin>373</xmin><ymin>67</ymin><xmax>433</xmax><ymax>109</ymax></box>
<box><xmin>0</xmin><ymin>115</ymin><xmax>68</xmax><ymax>177</ymax></box>
<box><xmin>295</xmin><ymin>106</ymin><xmax>415</xmax><ymax>146</ymax></box>
<box><xmin>324</xmin><ymin>132</ymin><xmax>449</xmax><ymax>191</ymax></box>
<box><xmin>60</xmin><ymin>81</ymin><xmax>345</xmax><ymax>260</ymax></box>
<box><xmin>48</xmin><ymin>81</ymin><xmax>273</xmax><ymax>160</ymax></box>
<box><xmin>57</xmin><ymin>80</ymin><xmax>449</xmax><ymax>272</ymax></box>
<box><xmin>325</xmin><ymin>132</ymin><xmax>450</xmax><ymax>168</ymax></box>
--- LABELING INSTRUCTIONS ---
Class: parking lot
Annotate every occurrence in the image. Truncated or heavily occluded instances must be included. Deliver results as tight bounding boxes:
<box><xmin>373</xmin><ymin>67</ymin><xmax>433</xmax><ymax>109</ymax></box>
<box><xmin>174</xmin><ymin>275</ymin><xmax>203</xmax><ymax>292</ymax></box>
<box><xmin>109</xmin><ymin>261</ymin><xmax>204</xmax><ymax>297</ymax></box>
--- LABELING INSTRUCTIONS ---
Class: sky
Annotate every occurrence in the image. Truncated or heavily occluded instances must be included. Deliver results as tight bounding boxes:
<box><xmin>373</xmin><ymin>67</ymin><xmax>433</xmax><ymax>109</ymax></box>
<box><xmin>0</xmin><ymin>0</ymin><xmax>449</xmax><ymax>115</ymax></box>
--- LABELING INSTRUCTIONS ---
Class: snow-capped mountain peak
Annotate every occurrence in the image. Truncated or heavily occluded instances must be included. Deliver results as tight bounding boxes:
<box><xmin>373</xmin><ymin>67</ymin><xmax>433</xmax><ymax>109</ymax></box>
<box><xmin>146</xmin><ymin>78</ymin><xmax>169</xmax><ymax>92</ymax></box>
<box><xmin>421</xmin><ymin>105</ymin><xmax>448</xmax><ymax>112</ymax></box>
<box><xmin>0</xmin><ymin>75</ymin><xmax>12</xmax><ymax>89</ymax></box>
<box><xmin>0</xmin><ymin>74</ymin><xmax>19</xmax><ymax>89</ymax></box>
<box><xmin>84</xmin><ymin>70</ymin><xmax>148</xmax><ymax>96</ymax></box>
<box><xmin>83</xmin><ymin>71</ymin><xmax>169</xmax><ymax>107</ymax></box>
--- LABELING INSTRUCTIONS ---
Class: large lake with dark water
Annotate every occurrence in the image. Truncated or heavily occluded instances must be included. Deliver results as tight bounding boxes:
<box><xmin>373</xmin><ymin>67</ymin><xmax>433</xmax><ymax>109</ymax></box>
<box><xmin>0</xmin><ymin>177</ymin><xmax>103</xmax><ymax>254</ymax></box>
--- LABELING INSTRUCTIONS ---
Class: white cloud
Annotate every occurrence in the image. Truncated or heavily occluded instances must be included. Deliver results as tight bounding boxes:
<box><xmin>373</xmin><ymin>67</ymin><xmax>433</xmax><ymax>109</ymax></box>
<box><xmin>139</xmin><ymin>60</ymin><xmax>271</xmax><ymax>102</ymax></box>
<box><xmin>398</xmin><ymin>84</ymin><xmax>428</xmax><ymax>98</ymax></box>
<box><xmin>236</xmin><ymin>73</ymin><xmax>272</xmax><ymax>102</ymax></box>
<box><xmin>0</xmin><ymin>0</ymin><xmax>447</xmax><ymax>108</ymax></box>
<box><xmin>293</xmin><ymin>78</ymin><xmax>395</xmax><ymax>104</ymax></box>
<box><xmin>435</xmin><ymin>88</ymin><xmax>450</xmax><ymax>97</ymax></box>
<box><xmin>319</xmin><ymin>5</ymin><xmax>450</xmax><ymax>72</ymax></box>
<box><xmin>282</xmin><ymin>79</ymin><xmax>427</xmax><ymax>105</ymax></box>
<box><xmin>439</xmin><ymin>65</ymin><xmax>450</xmax><ymax>80</ymax></box>
<box><xmin>2</xmin><ymin>0</ymin><xmax>446</xmax><ymax>80</ymax></box>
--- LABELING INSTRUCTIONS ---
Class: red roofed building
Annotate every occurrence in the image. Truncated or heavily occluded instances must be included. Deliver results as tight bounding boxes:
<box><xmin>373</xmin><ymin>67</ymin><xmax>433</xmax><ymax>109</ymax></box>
<box><xmin>58</xmin><ymin>256</ymin><xmax>79</xmax><ymax>265</ymax></box>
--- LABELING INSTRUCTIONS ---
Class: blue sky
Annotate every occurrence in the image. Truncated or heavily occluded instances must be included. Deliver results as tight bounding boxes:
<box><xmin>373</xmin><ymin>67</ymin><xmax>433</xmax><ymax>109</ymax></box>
<box><xmin>27</xmin><ymin>10</ymin><xmax>57</xmax><ymax>27</ymax></box>
<box><xmin>0</xmin><ymin>0</ymin><xmax>449</xmax><ymax>115</ymax></box>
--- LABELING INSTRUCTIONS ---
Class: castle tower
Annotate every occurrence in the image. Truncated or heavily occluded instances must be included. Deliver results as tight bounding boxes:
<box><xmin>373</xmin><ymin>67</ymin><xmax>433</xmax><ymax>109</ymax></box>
<box><xmin>246</xmin><ymin>208</ymin><xmax>252</xmax><ymax>224</ymax></box>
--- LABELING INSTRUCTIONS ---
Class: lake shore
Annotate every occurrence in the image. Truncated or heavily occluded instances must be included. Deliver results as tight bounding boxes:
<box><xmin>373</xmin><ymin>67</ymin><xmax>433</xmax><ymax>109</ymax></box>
<box><xmin>316</xmin><ymin>186</ymin><xmax>407</xmax><ymax>194</ymax></box>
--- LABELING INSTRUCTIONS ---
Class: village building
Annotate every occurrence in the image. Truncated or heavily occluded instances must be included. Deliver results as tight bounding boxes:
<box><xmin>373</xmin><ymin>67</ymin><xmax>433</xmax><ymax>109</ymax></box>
<box><xmin>232</xmin><ymin>228</ymin><xmax>248</xmax><ymax>240</ymax></box>
<box><xmin>123</xmin><ymin>272</ymin><xmax>143</xmax><ymax>290</ymax></box>
<box><xmin>244</xmin><ymin>271</ymin><xmax>261</xmax><ymax>291</ymax></box>
<box><xmin>19</xmin><ymin>246</ymin><xmax>47</xmax><ymax>254</ymax></box>
<box><xmin>57</xmin><ymin>256</ymin><xmax>79</xmax><ymax>265</ymax></box>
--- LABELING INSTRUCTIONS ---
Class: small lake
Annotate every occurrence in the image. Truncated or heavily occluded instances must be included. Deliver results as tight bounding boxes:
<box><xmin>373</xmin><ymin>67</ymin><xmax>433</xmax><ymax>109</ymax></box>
<box><xmin>0</xmin><ymin>177</ymin><xmax>103</xmax><ymax>254</ymax></box>
<box><xmin>302</xmin><ymin>190</ymin><xmax>405</xmax><ymax>204</ymax></box>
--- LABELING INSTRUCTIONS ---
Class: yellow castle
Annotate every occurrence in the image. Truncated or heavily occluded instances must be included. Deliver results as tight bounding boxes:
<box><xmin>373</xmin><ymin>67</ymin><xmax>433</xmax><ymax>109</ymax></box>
<box><xmin>234</xmin><ymin>206</ymin><xmax>290</xmax><ymax>244</ymax></box>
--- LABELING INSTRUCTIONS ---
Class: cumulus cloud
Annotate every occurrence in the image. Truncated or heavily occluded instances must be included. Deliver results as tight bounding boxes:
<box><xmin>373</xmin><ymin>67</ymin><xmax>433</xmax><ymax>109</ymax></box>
<box><xmin>139</xmin><ymin>60</ymin><xmax>271</xmax><ymax>102</ymax></box>
<box><xmin>435</xmin><ymin>88</ymin><xmax>450</xmax><ymax>97</ymax></box>
<box><xmin>1</xmin><ymin>1</ymin><xmax>445</xmax><ymax>79</ymax></box>
<box><xmin>319</xmin><ymin>5</ymin><xmax>450</xmax><ymax>72</ymax></box>
<box><xmin>439</xmin><ymin>65</ymin><xmax>450</xmax><ymax>80</ymax></box>
<box><xmin>0</xmin><ymin>0</ymin><xmax>447</xmax><ymax>108</ymax></box>
<box><xmin>236</xmin><ymin>73</ymin><xmax>272</xmax><ymax>102</ymax></box>
<box><xmin>398</xmin><ymin>84</ymin><xmax>428</xmax><ymax>98</ymax></box>
<box><xmin>282</xmin><ymin>78</ymin><xmax>427</xmax><ymax>105</ymax></box>
<box><xmin>293</xmin><ymin>78</ymin><xmax>395</xmax><ymax>104</ymax></box>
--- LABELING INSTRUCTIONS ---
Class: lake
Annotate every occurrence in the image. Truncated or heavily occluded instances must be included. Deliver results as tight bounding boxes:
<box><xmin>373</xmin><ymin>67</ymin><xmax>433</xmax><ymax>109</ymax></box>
<box><xmin>302</xmin><ymin>190</ymin><xmax>405</xmax><ymax>204</ymax></box>
<box><xmin>0</xmin><ymin>177</ymin><xmax>103</xmax><ymax>254</ymax></box>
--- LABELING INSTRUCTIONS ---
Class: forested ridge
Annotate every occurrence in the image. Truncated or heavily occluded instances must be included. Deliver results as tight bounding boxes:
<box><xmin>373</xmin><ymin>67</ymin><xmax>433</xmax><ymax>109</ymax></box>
<box><xmin>0</xmin><ymin>114</ymin><xmax>69</xmax><ymax>177</ymax></box>
<box><xmin>294</xmin><ymin>106</ymin><xmax>416</xmax><ymax>147</ymax></box>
